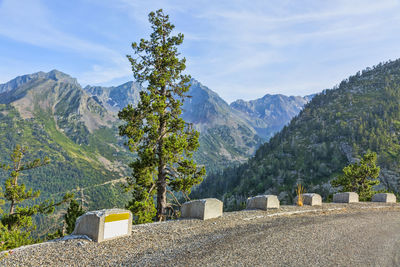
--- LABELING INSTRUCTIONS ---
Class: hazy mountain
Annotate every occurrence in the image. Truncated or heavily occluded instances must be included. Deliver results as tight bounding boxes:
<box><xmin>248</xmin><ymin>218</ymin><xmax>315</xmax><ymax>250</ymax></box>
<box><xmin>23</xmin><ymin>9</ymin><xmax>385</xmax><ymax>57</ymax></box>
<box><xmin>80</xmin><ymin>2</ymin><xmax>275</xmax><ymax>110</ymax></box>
<box><xmin>192</xmin><ymin>59</ymin><xmax>400</xmax><ymax>208</ymax></box>
<box><xmin>83</xmin><ymin>81</ymin><xmax>142</xmax><ymax>113</ymax></box>
<box><xmin>231</xmin><ymin>94</ymin><xmax>311</xmax><ymax>139</ymax></box>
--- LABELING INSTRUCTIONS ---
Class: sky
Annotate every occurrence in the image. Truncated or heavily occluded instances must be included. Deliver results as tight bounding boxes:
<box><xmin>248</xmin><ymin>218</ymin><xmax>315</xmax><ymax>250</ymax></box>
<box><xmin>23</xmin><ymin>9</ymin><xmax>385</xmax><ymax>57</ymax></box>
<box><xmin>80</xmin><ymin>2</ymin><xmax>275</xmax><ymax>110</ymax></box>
<box><xmin>1</xmin><ymin>0</ymin><xmax>400</xmax><ymax>103</ymax></box>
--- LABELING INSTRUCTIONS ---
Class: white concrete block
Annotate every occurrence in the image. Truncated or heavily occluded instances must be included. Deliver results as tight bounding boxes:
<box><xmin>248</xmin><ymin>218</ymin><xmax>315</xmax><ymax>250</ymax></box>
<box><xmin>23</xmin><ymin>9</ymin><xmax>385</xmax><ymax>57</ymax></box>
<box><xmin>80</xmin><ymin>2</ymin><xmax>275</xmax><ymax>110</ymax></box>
<box><xmin>246</xmin><ymin>195</ymin><xmax>280</xmax><ymax>210</ymax></box>
<box><xmin>181</xmin><ymin>198</ymin><xmax>223</xmax><ymax>220</ymax></box>
<box><xmin>333</xmin><ymin>192</ymin><xmax>359</xmax><ymax>203</ymax></box>
<box><xmin>294</xmin><ymin>193</ymin><xmax>322</xmax><ymax>206</ymax></box>
<box><xmin>72</xmin><ymin>209</ymin><xmax>132</xmax><ymax>242</ymax></box>
<box><xmin>372</xmin><ymin>193</ymin><xmax>396</xmax><ymax>203</ymax></box>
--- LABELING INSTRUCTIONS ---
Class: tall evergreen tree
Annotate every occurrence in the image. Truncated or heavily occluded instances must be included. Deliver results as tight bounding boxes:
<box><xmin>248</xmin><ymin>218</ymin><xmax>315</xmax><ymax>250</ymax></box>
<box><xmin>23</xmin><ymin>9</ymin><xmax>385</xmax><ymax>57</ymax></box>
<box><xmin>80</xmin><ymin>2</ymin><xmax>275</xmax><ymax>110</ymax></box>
<box><xmin>331</xmin><ymin>152</ymin><xmax>380</xmax><ymax>201</ymax></box>
<box><xmin>119</xmin><ymin>9</ymin><xmax>206</xmax><ymax>223</ymax></box>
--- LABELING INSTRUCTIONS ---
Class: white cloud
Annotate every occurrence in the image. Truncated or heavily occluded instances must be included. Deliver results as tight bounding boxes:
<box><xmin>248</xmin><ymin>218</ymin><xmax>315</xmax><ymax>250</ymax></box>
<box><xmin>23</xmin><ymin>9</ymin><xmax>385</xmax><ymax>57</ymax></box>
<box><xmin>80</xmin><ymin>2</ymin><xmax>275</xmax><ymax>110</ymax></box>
<box><xmin>0</xmin><ymin>0</ymin><xmax>130</xmax><ymax>84</ymax></box>
<box><xmin>2</xmin><ymin>0</ymin><xmax>400</xmax><ymax>101</ymax></box>
<box><xmin>79</xmin><ymin>60</ymin><xmax>132</xmax><ymax>85</ymax></box>
<box><xmin>179</xmin><ymin>0</ymin><xmax>400</xmax><ymax>101</ymax></box>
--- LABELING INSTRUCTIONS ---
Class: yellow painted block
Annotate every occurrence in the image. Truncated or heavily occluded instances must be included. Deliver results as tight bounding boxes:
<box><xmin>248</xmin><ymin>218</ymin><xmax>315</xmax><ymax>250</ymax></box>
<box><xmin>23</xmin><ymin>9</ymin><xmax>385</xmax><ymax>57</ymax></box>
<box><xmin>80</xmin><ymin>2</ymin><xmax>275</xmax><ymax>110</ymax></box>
<box><xmin>105</xmin><ymin>213</ymin><xmax>130</xmax><ymax>222</ymax></box>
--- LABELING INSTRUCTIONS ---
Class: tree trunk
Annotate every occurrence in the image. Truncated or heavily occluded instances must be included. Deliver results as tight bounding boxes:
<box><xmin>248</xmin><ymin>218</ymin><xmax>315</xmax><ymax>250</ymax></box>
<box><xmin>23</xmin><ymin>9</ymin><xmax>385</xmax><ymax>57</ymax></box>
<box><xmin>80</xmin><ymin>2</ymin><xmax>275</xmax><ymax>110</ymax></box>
<box><xmin>157</xmin><ymin>83</ymin><xmax>167</xmax><ymax>221</ymax></box>
<box><xmin>9</xmin><ymin>151</ymin><xmax>22</xmax><ymax>215</ymax></box>
<box><xmin>157</xmin><ymin>169</ymin><xmax>167</xmax><ymax>221</ymax></box>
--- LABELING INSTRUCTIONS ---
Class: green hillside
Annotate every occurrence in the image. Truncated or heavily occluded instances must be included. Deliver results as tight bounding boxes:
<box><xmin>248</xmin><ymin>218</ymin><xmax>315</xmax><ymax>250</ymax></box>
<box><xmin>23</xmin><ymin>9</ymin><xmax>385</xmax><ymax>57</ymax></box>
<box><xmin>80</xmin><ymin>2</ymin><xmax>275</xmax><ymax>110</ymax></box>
<box><xmin>192</xmin><ymin>59</ymin><xmax>400</xmax><ymax>209</ymax></box>
<box><xmin>0</xmin><ymin>71</ymin><xmax>132</xmax><ymax>235</ymax></box>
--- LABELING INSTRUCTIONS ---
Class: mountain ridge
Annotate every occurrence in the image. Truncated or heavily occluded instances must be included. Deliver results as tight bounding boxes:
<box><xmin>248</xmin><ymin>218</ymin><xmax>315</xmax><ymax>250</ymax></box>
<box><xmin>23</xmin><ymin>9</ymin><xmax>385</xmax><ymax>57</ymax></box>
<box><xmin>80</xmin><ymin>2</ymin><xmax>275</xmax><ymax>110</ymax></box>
<box><xmin>230</xmin><ymin>93</ymin><xmax>312</xmax><ymax>139</ymax></box>
<box><xmin>0</xmin><ymin>70</ymin><xmax>314</xmax><ymax>173</ymax></box>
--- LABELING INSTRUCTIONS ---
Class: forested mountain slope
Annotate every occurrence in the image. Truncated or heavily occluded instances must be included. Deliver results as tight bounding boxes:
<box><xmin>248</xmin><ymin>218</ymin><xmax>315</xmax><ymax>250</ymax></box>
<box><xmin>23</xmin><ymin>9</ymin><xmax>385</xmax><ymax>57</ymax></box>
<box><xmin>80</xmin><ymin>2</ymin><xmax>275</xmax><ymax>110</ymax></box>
<box><xmin>192</xmin><ymin>60</ymin><xmax>400</xmax><ymax>209</ymax></box>
<box><xmin>0</xmin><ymin>70</ymin><xmax>131</xmax><ymax>234</ymax></box>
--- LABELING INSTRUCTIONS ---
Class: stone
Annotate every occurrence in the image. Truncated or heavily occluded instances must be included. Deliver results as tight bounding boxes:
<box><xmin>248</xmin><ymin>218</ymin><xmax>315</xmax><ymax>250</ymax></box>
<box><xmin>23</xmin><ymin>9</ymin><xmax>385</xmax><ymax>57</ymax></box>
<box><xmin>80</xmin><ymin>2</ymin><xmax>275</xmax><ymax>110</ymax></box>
<box><xmin>294</xmin><ymin>193</ymin><xmax>322</xmax><ymax>206</ymax></box>
<box><xmin>72</xmin><ymin>209</ymin><xmax>132</xmax><ymax>242</ymax></box>
<box><xmin>181</xmin><ymin>198</ymin><xmax>223</xmax><ymax>220</ymax></box>
<box><xmin>333</xmin><ymin>192</ymin><xmax>359</xmax><ymax>203</ymax></box>
<box><xmin>372</xmin><ymin>193</ymin><xmax>396</xmax><ymax>203</ymax></box>
<box><xmin>246</xmin><ymin>195</ymin><xmax>280</xmax><ymax>210</ymax></box>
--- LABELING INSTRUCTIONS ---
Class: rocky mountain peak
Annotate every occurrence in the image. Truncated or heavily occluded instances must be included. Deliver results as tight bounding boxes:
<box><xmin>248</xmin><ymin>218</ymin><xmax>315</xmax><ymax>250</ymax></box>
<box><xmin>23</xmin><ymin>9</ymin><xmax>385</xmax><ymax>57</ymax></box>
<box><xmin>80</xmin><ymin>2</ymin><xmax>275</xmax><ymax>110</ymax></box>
<box><xmin>0</xmin><ymin>70</ymin><xmax>79</xmax><ymax>95</ymax></box>
<box><xmin>46</xmin><ymin>69</ymin><xmax>79</xmax><ymax>86</ymax></box>
<box><xmin>83</xmin><ymin>81</ymin><xmax>141</xmax><ymax>112</ymax></box>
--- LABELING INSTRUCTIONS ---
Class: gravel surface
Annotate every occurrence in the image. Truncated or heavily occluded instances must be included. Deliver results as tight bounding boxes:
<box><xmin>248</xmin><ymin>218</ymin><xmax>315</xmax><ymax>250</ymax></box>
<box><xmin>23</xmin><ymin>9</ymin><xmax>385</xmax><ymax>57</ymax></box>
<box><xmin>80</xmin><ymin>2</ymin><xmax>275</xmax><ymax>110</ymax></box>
<box><xmin>2</xmin><ymin>202</ymin><xmax>400</xmax><ymax>266</ymax></box>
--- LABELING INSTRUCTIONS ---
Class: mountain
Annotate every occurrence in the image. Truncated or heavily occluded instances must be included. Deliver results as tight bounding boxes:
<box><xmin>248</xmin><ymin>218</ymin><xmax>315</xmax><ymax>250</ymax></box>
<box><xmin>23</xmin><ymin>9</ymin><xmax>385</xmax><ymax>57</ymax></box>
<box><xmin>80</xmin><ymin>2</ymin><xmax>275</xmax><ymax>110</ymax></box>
<box><xmin>84</xmin><ymin>78</ymin><xmax>310</xmax><ymax>172</ymax></box>
<box><xmin>83</xmin><ymin>81</ymin><xmax>142</xmax><ymax>113</ymax></box>
<box><xmin>181</xmin><ymin>79</ymin><xmax>264</xmax><ymax>171</ymax></box>
<box><xmin>0</xmin><ymin>70</ymin><xmax>119</xmax><ymax>144</ymax></box>
<box><xmin>85</xmin><ymin>78</ymin><xmax>265</xmax><ymax>172</ymax></box>
<box><xmin>230</xmin><ymin>94</ymin><xmax>311</xmax><ymax>139</ymax></box>
<box><xmin>192</xmin><ymin>59</ymin><xmax>400</xmax><ymax>209</ymax></box>
<box><xmin>0</xmin><ymin>71</ymin><xmax>78</xmax><ymax>94</ymax></box>
<box><xmin>0</xmin><ymin>70</ymin><xmax>132</xmax><ymax>235</ymax></box>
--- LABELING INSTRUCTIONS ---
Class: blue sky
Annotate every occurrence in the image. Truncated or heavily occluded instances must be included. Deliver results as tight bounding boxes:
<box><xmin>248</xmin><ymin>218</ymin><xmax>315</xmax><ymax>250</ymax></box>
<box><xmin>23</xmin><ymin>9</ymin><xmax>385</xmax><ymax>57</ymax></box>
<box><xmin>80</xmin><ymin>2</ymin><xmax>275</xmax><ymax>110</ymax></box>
<box><xmin>1</xmin><ymin>0</ymin><xmax>400</xmax><ymax>103</ymax></box>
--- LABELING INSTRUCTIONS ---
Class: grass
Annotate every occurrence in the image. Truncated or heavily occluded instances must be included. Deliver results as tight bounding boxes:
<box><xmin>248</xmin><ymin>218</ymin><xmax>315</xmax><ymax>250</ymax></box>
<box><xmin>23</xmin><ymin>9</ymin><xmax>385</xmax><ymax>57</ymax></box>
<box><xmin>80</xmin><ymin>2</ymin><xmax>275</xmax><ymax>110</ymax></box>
<box><xmin>296</xmin><ymin>184</ymin><xmax>305</xmax><ymax>206</ymax></box>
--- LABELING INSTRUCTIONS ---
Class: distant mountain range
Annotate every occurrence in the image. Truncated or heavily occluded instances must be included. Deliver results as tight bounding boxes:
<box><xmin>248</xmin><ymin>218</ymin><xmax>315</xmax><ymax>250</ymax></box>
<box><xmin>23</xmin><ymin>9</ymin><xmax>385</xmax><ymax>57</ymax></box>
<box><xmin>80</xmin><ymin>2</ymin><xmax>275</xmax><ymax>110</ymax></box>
<box><xmin>0</xmin><ymin>69</ymin><xmax>311</xmax><ymax>234</ymax></box>
<box><xmin>84</xmin><ymin>77</ymin><xmax>312</xmax><ymax>171</ymax></box>
<box><xmin>231</xmin><ymin>93</ymin><xmax>314</xmax><ymax>139</ymax></box>
<box><xmin>193</xmin><ymin>59</ymin><xmax>400</xmax><ymax>209</ymax></box>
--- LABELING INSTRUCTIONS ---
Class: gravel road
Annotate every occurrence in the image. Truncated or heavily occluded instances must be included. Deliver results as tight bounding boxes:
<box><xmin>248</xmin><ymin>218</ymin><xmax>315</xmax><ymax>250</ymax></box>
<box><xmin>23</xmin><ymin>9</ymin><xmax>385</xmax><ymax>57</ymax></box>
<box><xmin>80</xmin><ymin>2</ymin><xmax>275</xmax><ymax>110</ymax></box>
<box><xmin>2</xmin><ymin>203</ymin><xmax>400</xmax><ymax>266</ymax></box>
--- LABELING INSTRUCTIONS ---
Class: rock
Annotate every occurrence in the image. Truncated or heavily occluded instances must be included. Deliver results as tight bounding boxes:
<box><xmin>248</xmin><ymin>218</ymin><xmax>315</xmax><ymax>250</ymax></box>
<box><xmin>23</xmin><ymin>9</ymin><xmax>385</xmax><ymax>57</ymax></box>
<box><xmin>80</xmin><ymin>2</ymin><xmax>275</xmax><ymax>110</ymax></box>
<box><xmin>72</xmin><ymin>209</ymin><xmax>132</xmax><ymax>242</ymax></box>
<box><xmin>181</xmin><ymin>198</ymin><xmax>223</xmax><ymax>220</ymax></box>
<box><xmin>294</xmin><ymin>193</ymin><xmax>322</xmax><ymax>206</ymax></box>
<box><xmin>372</xmin><ymin>193</ymin><xmax>396</xmax><ymax>203</ymax></box>
<box><xmin>333</xmin><ymin>192</ymin><xmax>359</xmax><ymax>203</ymax></box>
<box><xmin>246</xmin><ymin>195</ymin><xmax>280</xmax><ymax>210</ymax></box>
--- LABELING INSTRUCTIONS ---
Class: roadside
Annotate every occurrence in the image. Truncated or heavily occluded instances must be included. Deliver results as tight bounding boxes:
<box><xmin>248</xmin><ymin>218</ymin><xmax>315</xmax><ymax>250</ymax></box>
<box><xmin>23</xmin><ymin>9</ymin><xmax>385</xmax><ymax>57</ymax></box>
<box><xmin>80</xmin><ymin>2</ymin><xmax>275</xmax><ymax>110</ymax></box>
<box><xmin>2</xmin><ymin>202</ymin><xmax>400</xmax><ymax>266</ymax></box>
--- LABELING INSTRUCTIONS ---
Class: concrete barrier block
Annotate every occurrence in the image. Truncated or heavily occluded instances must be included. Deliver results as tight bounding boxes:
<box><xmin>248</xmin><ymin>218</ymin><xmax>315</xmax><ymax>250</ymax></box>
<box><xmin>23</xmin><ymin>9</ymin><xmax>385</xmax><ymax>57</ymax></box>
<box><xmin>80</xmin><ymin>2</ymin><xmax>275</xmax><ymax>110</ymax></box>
<box><xmin>72</xmin><ymin>209</ymin><xmax>132</xmax><ymax>242</ymax></box>
<box><xmin>246</xmin><ymin>195</ymin><xmax>280</xmax><ymax>210</ymax></box>
<box><xmin>372</xmin><ymin>193</ymin><xmax>396</xmax><ymax>203</ymax></box>
<box><xmin>333</xmin><ymin>192</ymin><xmax>359</xmax><ymax>203</ymax></box>
<box><xmin>294</xmin><ymin>193</ymin><xmax>322</xmax><ymax>206</ymax></box>
<box><xmin>181</xmin><ymin>198</ymin><xmax>223</xmax><ymax>220</ymax></box>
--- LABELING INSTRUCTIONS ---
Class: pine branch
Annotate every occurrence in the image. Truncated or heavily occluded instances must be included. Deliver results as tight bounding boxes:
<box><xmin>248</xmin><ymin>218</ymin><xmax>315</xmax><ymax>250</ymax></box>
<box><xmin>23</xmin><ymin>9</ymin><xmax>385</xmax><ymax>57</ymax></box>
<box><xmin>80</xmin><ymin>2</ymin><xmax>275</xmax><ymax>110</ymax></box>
<box><xmin>167</xmin><ymin>189</ymin><xmax>181</xmax><ymax>207</ymax></box>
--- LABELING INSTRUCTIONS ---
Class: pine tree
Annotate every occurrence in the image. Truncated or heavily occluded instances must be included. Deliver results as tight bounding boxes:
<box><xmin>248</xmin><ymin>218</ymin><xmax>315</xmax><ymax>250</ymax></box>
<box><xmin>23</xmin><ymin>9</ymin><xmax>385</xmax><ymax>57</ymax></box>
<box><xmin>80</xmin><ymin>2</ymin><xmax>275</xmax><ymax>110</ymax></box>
<box><xmin>0</xmin><ymin>145</ymin><xmax>73</xmax><ymax>250</ymax></box>
<box><xmin>64</xmin><ymin>199</ymin><xmax>85</xmax><ymax>234</ymax></box>
<box><xmin>331</xmin><ymin>152</ymin><xmax>380</xmax><ymax>201</ymax></box>
<box><xmin>119</xmin><ymin>9</ymin><xmax>206</xmax><ymax>223</ymax></box>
